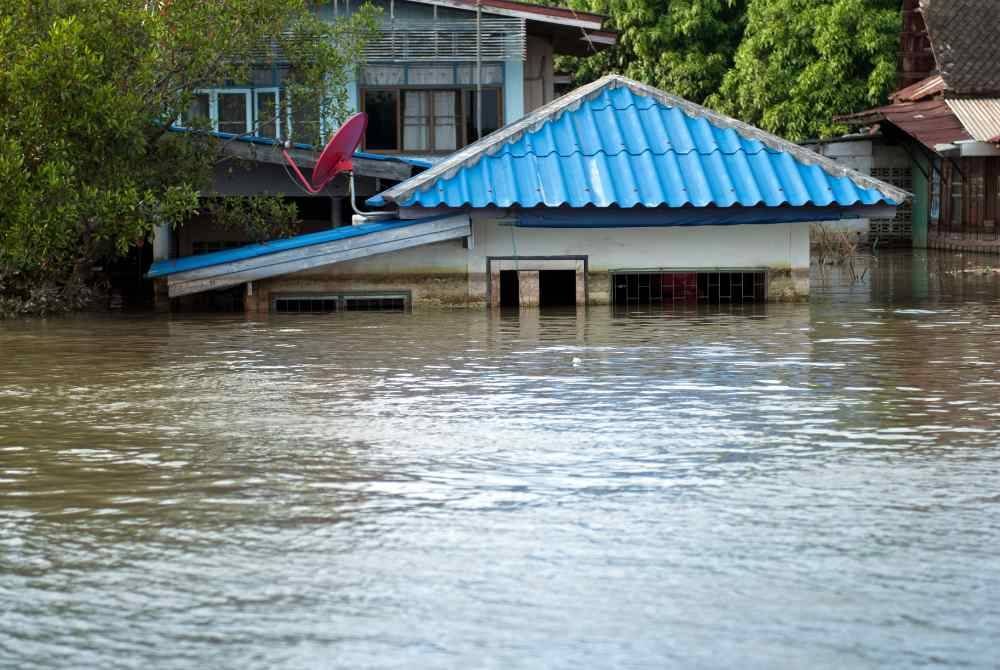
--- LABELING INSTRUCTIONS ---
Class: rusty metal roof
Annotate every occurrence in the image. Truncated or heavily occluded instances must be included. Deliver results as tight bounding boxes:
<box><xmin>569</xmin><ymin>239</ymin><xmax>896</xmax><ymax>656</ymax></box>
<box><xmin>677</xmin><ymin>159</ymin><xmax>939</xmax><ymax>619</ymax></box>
<box><xmin>891</xmin><ymin>75</ymin><xmax>945</xmax><ymax>103</ymax></box>
<box><xmin>838</xmin><ymin>96</ymin><xmax>973</xmax><ymax>150</ymax></box>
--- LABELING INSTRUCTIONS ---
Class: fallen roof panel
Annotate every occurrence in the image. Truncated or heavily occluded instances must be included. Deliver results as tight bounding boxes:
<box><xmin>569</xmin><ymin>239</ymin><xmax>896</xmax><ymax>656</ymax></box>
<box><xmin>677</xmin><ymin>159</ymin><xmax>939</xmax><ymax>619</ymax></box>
<box><xmin>149</xmin><ymin>213</ymin><xmax>472</xmax><ymax>298</ymax></box>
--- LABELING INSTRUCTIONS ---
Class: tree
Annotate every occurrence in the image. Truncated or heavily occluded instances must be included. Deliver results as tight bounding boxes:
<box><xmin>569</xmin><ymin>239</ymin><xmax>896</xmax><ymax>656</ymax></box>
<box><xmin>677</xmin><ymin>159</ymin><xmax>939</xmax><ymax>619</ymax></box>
<box><xmin>710</xmin><ymin>0</ymin><xmax>899</xmax><ymax>140</ymax></box>
<box><xmin>562</xmin><ymin>0</ymin><xmax>747</xmax><ymax>105</ymax></box>
<box><xmin>0</xmin><ymin>0</ymin><xmax>376</xmax><ymax>307</ymax></box>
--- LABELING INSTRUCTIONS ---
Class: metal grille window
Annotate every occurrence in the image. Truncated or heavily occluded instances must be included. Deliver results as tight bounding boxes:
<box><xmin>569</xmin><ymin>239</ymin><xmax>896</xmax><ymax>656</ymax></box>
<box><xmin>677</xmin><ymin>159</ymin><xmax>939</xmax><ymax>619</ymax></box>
<box><xmin>272</xmin><ymin>292</ymin><xmax>409</xmax><ymax>313</ymax></box>
<box><xmin>274</xmin><ymin>297</ymin><xmax>340</xmax><ymax>314</ymax></box>
<box><xmin>612</xmin><ymin>271</ymin><xmax>767</xmax><ymax>306</ymax></box>
<box><xmin>344</xmin><ymin>296</ymin><xmax>407</xmax><ymax>311</ymax></box>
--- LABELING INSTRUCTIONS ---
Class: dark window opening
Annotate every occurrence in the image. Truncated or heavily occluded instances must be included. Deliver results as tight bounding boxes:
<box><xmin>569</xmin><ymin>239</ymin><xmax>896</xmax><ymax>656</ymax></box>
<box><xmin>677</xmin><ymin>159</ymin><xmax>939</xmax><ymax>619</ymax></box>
<box><xmin>255</xmin><ymin>90</ymin><xmax>278</xmax><ymax>139</ymax></box>
<box><xmin>272</xmin><ymin>292</ymin><xmax>409</xmax><ymax>313</ymax></box>
<box><xmin>464</xmin><ymin>88</ymin><xmax>501</xmax><ymax>142</ymax></box>
<box><xmin>218</xmin><ymin>92</ymin><xmax>248</xmax><ymax>134</ymax></box>
<box><xmin>539</xmin><ymin>270</ymin><xmax>577</xmax><ymax>307</ymax></box>
<box><xmin>184</xmin><ymin>93</ymin><xmax>211</xmax><ymax>127</ymax></box>
<box><xmin>612</xmin><ymin>271</ymin><xmax>766</xmax><ymax>306</ymax></box>
<box><xmin>499</xmin><ymin>270</ymin><xmax>519</xmax><ymax>308</ymax></box>
<box><xmin>344</xmin><ymin>296</ymin><xmax>406</xmax><ymax>311</ymax></box>
<box><xmin>363</xmin><ymin>90</ymin><xmax>399</xmax><ymax>150</ymax></box>
<box><xmin>274</xmin><ymin>298</ymin><xmax>339</xmax><ymax>314</ymax></box>
<box><xmin>192</xmin><ymin>241</ymin><xmax>243</xmax><ymax>256</ymax></box>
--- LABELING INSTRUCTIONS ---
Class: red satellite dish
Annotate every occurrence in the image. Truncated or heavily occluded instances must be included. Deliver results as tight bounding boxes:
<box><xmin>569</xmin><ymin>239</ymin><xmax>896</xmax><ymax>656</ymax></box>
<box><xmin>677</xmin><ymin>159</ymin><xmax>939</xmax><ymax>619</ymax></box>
<box><xmin>282</xmin><ymin>112</ymin><xmax>368</xmax><ymax>194</ymax></box>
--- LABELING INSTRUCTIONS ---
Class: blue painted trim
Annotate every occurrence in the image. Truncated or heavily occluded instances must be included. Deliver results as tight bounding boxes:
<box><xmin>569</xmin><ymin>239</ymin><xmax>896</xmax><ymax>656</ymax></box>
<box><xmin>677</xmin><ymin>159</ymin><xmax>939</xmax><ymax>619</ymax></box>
<box><xmin>515</xmin><ymin>205</ymin><xmax>895</xmax><ymax>228</ymax></box>
<box><xmin>147</xmin><ymin>213</ymin><xmax>459</xmax><ymax>279</ymax></box>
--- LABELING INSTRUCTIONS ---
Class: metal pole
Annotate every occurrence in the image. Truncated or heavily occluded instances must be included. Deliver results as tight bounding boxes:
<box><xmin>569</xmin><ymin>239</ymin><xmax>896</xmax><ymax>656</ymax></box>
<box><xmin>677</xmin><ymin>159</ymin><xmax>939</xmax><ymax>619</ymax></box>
<box><xmin>476</xmin><ymin>0</ymin><xmax>482</xmax><ymax>141</ymax></box>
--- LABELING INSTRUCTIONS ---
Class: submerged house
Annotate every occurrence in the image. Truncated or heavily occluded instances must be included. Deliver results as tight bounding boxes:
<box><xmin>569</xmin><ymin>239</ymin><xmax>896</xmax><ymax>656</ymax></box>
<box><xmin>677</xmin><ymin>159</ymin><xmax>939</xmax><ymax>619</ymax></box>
<box><xmin>150</xmin><ymin>75</ymin><xmax>906</xmax><ymax>311</ymax></box>
<box><xmin>153</xmin><ymin>0</ymin><xmax>616</xmax><ymax>307</ymax></box>
<box><xmin>836</xmin><ymin>0</ymin><xmax>1000</xmax><ymax>253</ymax></box>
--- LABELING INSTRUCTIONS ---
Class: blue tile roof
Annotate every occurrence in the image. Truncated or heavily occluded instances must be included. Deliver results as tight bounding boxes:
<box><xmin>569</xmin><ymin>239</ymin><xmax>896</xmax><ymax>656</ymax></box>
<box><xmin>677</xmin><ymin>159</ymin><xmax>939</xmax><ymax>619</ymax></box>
<box><xmin>368</xmin><ymin>75</ymin><xmax>908</xmax><ymax>210</ymax></box>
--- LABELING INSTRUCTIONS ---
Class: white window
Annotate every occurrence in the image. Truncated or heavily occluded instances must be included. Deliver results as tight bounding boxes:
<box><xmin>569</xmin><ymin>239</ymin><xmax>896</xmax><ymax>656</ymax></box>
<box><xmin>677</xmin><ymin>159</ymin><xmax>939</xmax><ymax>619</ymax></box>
<box><xmin>177</xmin><ymin>88</ymin><xmax>286</xmax><ymax>139</ymax></box>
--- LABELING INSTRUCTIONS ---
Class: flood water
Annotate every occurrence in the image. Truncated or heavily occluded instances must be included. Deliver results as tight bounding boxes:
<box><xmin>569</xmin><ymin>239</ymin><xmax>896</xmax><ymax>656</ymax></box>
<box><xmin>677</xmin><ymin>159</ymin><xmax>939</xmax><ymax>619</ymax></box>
<box><xmin>1</xmin><ymin>250</ymin><xmax>999</xmax><ymax>669</ymax></box>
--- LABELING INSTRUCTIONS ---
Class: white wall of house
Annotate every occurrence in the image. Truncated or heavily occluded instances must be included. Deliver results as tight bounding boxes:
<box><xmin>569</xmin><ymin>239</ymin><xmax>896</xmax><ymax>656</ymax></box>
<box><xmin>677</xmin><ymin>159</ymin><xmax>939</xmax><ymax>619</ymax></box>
<box><xmin>320</xmin><ymin>215</ymin><xmax>808</xmax><ymax>274</ymax></box>
<box><xmin>255</xmin><ymin>211</ymin><xmax>812</xmax><ymax>306</ymax></box>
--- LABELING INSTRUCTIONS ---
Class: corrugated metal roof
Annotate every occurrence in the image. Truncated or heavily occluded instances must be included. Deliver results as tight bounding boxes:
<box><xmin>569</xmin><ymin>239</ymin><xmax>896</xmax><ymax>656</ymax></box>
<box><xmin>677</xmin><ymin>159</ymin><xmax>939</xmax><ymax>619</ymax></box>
<box><xmin>369</xmin><ymin>75</ymin><xmax>906</xmax><ymax>209</ymax></box>
<box><xmin>946</xmin><ymin>98</ymin><xmax>1000</xmax><ymax>142</ymax></box>
<box><xmin>891</xmin><ymin>75</ymin><xmax>945</xmax><ymax>102</ymax></box>
<box><xmin>840</xmin><ymin>98</ymin><xmax>973</xmax><ymax>150</ymax></box>
<box><xmin>147</xmin><ymin>214</ymin><xmax>456</xmax><ymax>279</ymax></box>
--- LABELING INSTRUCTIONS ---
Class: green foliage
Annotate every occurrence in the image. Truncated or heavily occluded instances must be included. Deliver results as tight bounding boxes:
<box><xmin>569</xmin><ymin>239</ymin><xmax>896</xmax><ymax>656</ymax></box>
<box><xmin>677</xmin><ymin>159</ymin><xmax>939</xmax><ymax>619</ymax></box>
<box><xmin>561</xmin><ymin>0</ymin><xmax>747</xmax><ymax>104</ymax></box>
<box><xmin>561</xmin><ymin>0</ymin><xmax>899</xmax><ymax>141</ymax></box>
<box><xmin>205</xmin><ymin>196</ymin><xmax>302</xmax><ymax>243</ymax></box>
<box><xmin>710</xmin><ymin>0</ymin><xmax>900</xmax><ymax>140</ymax></box>
<box><xmin>0</xmin><ymin>0</ymin><xmax>376</xmax><ymax>289</ymax></box>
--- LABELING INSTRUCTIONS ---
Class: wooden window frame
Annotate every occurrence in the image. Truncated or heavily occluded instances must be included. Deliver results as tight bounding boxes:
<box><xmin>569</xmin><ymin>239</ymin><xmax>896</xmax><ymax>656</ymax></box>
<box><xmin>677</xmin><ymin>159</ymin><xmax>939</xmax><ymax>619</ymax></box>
<box><xmin>360</xmin><ymin>85</ymin><xmax>503</xmax><ymax>154</ymax></box>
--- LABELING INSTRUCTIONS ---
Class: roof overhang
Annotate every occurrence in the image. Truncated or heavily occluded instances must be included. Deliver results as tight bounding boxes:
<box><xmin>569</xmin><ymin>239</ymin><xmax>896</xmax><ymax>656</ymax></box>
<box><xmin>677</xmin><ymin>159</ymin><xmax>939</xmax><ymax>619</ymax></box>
<box><xmin>952</xmin><ymin>140</ymin><xmax>1000</xmax><ymax>157</ymax></box>
<box><xmin>837</xmin><ymin>98</ymin><xmax>972</xmax><ymax>152</ymax></box>
<box><xmin>406</xmin><ymin>0</ymin><xmax>607</xmax><ymax>30</ymax></box>
<box><xmin>510</xmin><ymin>204</ymin><xmax>900</xmax><ymax>228</ymax></box>
<box><xmin>404</xmin><ymin>0</ymin><xmax>615</xmax><ymax>54</ymax></box>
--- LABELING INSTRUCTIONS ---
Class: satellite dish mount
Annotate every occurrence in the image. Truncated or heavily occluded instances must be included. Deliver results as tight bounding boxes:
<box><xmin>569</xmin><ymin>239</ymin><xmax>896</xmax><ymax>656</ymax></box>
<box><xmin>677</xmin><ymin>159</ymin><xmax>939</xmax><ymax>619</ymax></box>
<box><xmin>282</xmin><ymin>112</ymin><xmax>371</xmax><ymax>216</ymax></box>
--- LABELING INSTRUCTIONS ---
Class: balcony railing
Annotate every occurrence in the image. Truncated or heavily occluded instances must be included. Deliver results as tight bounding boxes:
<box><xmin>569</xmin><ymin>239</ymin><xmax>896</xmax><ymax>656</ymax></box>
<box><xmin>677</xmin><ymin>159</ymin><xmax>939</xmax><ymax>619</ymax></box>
<box><xmin>364</xmin><ymin>18</ymin><xmax>526</xmax><ymax>62</ymax></box>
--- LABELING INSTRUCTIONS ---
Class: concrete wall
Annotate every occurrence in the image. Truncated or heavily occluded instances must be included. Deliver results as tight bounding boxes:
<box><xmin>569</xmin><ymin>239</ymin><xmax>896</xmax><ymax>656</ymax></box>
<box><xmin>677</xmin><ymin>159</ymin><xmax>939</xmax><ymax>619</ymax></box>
<box><xmin>802</xmin><ymin>137</ymin><xmax>912</xmax><ymax>245</ymax></box>
<box><xmin>248</xmin><ymin>212</ymin><xmax>811</xmax><ymax>311</ymax></box>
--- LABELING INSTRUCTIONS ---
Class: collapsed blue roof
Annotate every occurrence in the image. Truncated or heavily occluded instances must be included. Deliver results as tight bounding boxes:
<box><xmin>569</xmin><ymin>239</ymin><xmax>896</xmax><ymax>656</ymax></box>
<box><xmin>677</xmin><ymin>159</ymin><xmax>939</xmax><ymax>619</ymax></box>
<box><xmin>368</xmin><ymin>75</ymin><xmax>908</xmax><ymax>210</ymax></box>
<box><xmin>147</xmin><ymin>216</ymin><xmax>446</xmax><ymax>279</ymax></box>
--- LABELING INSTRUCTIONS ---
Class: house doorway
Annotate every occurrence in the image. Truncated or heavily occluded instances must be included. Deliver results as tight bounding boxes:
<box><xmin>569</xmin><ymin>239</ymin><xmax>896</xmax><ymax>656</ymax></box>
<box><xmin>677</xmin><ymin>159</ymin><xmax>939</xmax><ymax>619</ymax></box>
<box><xmin>539</xmin><ymin>270</ymin><xmax>577</xmax><ymax>307</ymax></box>
<box><xmin>488</xmin><ymin>257</ymin><xmax>588</xmax><ymax>309</ymax></box>
<box><xmin>499</xmin><ymin>270</ymin><xmax>520</xmax><ymax>308</ymax></box>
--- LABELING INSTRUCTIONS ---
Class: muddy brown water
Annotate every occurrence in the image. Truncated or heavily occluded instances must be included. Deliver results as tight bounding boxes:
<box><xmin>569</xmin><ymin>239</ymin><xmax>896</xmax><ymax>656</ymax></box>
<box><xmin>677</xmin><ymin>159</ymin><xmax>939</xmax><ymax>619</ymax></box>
<box><xmin>1</xmin><ymin>251</ymin><xmax>999</xmax><ymax>669</ymax></box>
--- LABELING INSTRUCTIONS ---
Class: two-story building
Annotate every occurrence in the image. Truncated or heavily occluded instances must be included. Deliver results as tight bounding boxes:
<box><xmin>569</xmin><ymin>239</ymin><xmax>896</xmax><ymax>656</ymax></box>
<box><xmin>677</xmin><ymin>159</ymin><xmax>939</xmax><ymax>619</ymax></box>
<box><xmin>156</xmin><ymin>0</ymin><xmax>616</xmax><ymax>309</ymax></box>
<box><xmin>836</xmin><ymin>0</ymin><xmax>1000</xmax><ymax>254</ymax></box>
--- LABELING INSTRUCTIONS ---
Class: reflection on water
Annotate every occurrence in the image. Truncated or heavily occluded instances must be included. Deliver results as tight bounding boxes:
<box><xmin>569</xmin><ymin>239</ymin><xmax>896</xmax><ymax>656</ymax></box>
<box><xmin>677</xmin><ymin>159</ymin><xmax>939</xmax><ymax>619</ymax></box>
<box><xmin>1</xmin><ymin>251</ymin><xmax>999</xmax><ymax>669</ymax></box>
